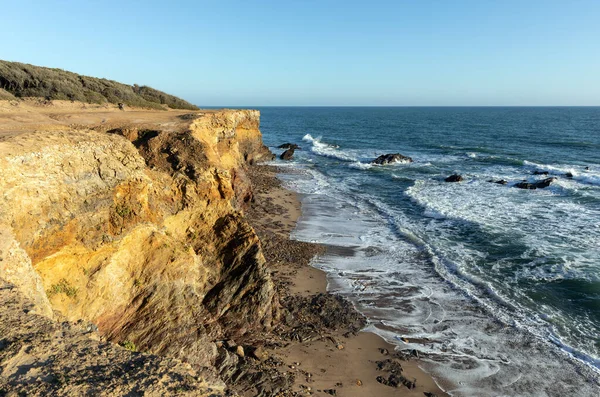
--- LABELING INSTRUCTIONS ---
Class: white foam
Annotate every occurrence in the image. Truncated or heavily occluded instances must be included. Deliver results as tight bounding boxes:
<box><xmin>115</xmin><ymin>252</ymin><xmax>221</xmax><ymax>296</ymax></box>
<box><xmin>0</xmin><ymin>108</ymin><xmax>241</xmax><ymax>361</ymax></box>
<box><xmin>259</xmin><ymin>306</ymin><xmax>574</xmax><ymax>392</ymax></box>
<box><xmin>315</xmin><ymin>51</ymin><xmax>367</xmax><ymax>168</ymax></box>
<box><xmin>276</xmin><ymin>151</ymin><xmax>600</xmax><ymax>396</ymax></box>
<box><xmin>302</xmin><ymin>133</ymin><xmax>357</xmax><ymax>162</ymax></box>
<box><xmin>524</xmin><ymin>160</ymin><xmax>600</xmax><ymax>187</ymax></box>
<box><xmin>293</xmin><ymin>186</ymin><xmax>600</xmax><ymax>395</ymax></box>
<box><xmin>278</xmin><ymin>165</ymin><xmax>331</xmax><ymax>195</ymax></box>
<box><xmin>350</xmin><ymin>159</ymin><xmax>414</xmax><ymax>170</ymax></box>
<box><xmin>349</xmin><ymin>161</ymin><xmax>373</xmax><ymax>170</ymax></box>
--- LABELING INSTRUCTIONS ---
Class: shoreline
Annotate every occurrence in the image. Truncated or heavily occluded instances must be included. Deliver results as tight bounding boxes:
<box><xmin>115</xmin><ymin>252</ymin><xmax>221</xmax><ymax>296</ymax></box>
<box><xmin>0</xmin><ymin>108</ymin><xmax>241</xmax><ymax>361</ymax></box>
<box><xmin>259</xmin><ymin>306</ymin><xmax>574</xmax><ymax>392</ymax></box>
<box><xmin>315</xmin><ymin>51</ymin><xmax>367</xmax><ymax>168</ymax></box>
<box><xmin>246</xmin><ymin>164</ymin><xmax>448</xmax><ymax>397</ymax></box>
<box><xmin>0</xmin><ymin>100</ymin><xmax>449</xmax><ymax>396</ymax></box>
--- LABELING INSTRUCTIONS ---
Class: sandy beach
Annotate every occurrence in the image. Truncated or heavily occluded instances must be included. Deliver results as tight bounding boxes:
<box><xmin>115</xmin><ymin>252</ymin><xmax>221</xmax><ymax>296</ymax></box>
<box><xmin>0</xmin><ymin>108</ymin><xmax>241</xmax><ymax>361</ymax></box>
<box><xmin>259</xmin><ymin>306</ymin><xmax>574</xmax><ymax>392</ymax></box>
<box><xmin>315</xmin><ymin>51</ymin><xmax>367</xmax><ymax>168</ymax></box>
<box><xmin>246</xmin><ymin>164</ymin><xmax>448</xmax><ymax>397</ymax></box>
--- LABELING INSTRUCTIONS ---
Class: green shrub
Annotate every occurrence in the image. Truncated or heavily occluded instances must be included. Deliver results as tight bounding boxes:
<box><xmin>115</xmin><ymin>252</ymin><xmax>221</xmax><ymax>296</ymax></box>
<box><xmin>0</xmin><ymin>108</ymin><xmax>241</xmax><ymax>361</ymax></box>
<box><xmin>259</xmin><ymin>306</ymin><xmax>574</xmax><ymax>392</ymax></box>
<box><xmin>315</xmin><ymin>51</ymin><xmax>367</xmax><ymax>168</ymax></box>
<box><xmin>47</xmin><ymin>279</ymin><xmax>78</xmax><ymax>298</ymax></box>
<box><xmin>122</xmin><ymin>340</ymin><xmax>137</xmax><ymax>352</ymax></box>
<box><xmin>115</xmin><ymin>203</ymin><xmax>133</xmax><ymax>218</ymax></box>
<box><xmin>0</xmin><ymin>60</ymin><xmax>198</xmax><ymax>110</ymax></box>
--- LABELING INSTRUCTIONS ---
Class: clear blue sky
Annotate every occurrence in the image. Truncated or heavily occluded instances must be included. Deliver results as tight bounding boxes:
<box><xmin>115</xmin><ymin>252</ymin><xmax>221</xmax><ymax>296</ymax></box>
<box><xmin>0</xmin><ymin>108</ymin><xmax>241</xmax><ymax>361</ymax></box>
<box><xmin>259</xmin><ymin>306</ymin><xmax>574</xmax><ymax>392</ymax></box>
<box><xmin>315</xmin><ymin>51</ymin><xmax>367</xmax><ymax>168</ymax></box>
<box><xmin>2</xmin><ymin>0</ymin><xmax>599</xmax><ymax>106</ymax></box>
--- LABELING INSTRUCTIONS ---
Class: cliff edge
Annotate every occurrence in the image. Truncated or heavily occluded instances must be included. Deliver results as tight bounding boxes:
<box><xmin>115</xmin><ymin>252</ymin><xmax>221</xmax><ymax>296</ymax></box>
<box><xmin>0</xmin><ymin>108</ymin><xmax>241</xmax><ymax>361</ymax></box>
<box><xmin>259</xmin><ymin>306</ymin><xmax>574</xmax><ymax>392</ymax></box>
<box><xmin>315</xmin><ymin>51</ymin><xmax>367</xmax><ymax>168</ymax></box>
<box><xmin>0</xmin><ymin>100</ymin><xmax>276</xmax><ymax>394</ymax></box>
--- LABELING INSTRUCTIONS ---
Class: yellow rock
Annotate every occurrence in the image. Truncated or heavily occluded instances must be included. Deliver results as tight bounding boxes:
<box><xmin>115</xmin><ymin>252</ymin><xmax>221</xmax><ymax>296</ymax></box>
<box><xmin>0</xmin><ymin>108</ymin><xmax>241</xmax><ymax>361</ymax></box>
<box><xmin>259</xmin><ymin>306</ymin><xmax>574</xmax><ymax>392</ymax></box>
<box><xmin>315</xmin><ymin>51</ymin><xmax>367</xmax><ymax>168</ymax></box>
<box><xmin>236</xmin><ymin>345</ymin><xmax>245</xmax><ymax>357</ymax></box>
<box><xmin>0</xmin><ymin>107</ymin><xmax>277</xmax><ymax>368</ymax></box>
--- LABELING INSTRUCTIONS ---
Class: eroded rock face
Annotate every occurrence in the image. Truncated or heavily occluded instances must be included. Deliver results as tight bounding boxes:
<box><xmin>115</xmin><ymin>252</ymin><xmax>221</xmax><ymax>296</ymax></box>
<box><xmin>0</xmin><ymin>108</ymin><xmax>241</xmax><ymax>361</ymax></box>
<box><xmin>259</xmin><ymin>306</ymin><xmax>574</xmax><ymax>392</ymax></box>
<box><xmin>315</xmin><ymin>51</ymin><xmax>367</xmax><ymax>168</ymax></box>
<box><xmin>0</xmin><ymin>109</ymin><xmax>278</xmax><ymax>370</ymax></box>
<box><xmin>0</xmin><ymin>226</ymin><xmax>52</xmax><ymax>318</ymax></box>
<box><xmin>0</xmin><ymin>278</ymin><xmax>224</xmax><ymax>396</ymax></box>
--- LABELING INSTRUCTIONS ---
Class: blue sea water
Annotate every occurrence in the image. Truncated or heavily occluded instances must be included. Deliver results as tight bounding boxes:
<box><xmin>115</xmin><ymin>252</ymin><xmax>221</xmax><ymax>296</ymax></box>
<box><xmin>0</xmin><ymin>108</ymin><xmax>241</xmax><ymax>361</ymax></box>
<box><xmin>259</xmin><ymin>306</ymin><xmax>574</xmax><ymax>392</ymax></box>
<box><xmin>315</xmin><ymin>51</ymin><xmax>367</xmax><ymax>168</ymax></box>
<box><xmin>257</xmin><ymin>107</ymin><xmax>600</xmax><ymax>396</ymax></box>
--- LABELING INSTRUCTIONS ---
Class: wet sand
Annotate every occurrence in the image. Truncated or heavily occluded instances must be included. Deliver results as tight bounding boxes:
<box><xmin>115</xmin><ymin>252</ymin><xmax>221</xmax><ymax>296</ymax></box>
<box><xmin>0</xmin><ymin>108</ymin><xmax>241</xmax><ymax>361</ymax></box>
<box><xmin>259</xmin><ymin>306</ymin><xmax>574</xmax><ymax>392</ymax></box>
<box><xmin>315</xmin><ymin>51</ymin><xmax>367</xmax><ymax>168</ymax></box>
<box><xmin>246</xmin><ymin>165</ymin><xmax>448</xmax><ymax>397</ymax></box>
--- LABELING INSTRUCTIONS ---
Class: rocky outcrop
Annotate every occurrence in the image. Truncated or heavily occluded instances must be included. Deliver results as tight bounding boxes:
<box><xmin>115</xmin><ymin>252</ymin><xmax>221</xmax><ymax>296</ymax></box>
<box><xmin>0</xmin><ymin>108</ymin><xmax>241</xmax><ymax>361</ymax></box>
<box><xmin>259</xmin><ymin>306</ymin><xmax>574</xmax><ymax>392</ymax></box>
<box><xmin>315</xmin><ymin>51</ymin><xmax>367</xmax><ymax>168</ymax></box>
<box><xmin>515</xmin><ymin>177</ymin><xmax>556</xmax><ymax>189</ymax></box>
<box><xmin>277</xmin><ymin>143</ymin><xmax>300</xmax><ymax>150</ymax></box>
<box><xmin>445</xmin><ymin>174</ymin><xmax>463</xmax><ymax>182</ymax></box>
<box><xmin>372</xmin><ymin>153</ymin><xmax>413</xmax><ymax>165</ymax></box>
<box><xmin>0</xmin><ymin>109</ymin><xmax>278</xmax><ymax>376</ymax></box>
<box><xmin>0</xmin><ymin>226</ymin><xmax>53</xmax><ymax>318</ymax></box>
<box><xmin>280</xmin><ymin>148</ymin><xmax>295</xmax><ymax>160</ymax></box>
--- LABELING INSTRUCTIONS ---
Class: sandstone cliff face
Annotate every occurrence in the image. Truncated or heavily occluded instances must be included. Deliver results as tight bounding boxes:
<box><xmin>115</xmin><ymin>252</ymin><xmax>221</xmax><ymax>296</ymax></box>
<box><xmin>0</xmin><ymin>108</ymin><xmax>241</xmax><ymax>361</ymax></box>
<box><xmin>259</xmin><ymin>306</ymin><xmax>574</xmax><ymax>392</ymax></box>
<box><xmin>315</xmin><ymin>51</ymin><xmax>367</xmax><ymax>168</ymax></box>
<box><xmin>0</xmin><ymin>108</ymin><xmax>277</xmax><ymax>372</ymax></box>
<box><xmin>0</xmin><ymin>278</ymin><xmax>224</xmax><ymax>396</ymax></box>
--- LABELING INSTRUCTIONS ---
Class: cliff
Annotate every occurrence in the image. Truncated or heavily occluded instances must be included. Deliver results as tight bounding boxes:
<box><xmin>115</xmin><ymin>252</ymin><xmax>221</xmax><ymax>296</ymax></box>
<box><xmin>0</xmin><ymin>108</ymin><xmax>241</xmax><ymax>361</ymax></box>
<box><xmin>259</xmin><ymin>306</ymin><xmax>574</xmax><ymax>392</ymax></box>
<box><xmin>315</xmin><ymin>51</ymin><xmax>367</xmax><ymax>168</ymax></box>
<box><xmin>0</xmin><ymin>101</ymin><xmax>276</xmax><ymax>393</ymax></box>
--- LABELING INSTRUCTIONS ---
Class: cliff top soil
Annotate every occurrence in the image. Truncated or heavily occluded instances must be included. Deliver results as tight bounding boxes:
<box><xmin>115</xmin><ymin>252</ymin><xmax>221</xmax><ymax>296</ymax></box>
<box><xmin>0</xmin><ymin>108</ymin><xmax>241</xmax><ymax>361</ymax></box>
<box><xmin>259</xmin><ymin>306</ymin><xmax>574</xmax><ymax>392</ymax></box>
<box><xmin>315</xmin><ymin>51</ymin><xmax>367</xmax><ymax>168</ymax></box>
<box><xmin>0</xmin><ymin>99</ymin><xmax>210</xmax><ymax>140</ymax></box>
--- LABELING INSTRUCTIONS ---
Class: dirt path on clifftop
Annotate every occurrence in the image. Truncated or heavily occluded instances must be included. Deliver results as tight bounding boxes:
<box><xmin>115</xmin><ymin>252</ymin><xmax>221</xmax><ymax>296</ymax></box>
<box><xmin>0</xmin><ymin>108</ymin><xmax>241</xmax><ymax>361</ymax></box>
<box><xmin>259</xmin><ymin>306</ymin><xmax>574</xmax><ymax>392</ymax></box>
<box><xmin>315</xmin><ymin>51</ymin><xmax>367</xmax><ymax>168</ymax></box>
<box><xmin>0</xmin><ymin>99</ymin><xmax>217</xmax><ymax>141</ymax></box>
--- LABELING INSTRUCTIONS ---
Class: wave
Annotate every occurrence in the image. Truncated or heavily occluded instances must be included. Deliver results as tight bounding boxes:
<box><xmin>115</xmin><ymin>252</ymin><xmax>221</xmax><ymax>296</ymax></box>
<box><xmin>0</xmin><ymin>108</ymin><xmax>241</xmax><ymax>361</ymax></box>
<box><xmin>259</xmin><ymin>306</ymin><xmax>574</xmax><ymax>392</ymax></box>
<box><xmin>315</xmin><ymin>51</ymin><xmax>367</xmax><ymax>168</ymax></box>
<box><xmin>349</xmin><ymin>161</ymin><xmax>373</xmax><ymax>170</ymax></box>
<box><xmin>477</xmin><ymin>155</ymin><xmax>526</xmax><ymax>167</ymax></box>
<box><xmin>405</xmin><ymin>179</ymin><xmax>600</xmax><ymax>275</ymax></box>
<box><xmin>302</xmin><ymin>134</ymin><xmax>357</xmax><ymax>162</ymax></box>
<box><xmin>350</xmin><ymin>160</ymin><xmax>415</xmax><ymax>170</ymax></box>
<box><xmin>391</xmin><ymin>174</ymin><xmax>415</xmax><ymax>182</ymax></box>
<box><xmin>361</xmin><ymin>190</ymin><xmax>600</xmax><ymax>377</ymax></box>
<box><xmin>283</xmin><ymin>166</ymin><xmax>331</xmax><ymax>195</ymax></box>
<box><xmin>524</xmin><ymin>161</ymin><xmax>600</xmax><ymax>187</ymax></box>
<box><xmin>282</xmin><ymin>161</ymin><xmax>600</xmax><ymax>395</ymax></box>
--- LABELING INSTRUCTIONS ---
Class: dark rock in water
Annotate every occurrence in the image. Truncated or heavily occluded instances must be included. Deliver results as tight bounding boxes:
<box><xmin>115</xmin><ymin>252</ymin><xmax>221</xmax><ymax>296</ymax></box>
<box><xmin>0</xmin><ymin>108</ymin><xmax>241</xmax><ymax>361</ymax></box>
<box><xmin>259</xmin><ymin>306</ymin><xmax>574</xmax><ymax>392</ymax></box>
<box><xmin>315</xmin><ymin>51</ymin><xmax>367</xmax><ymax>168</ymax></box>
<box><xmin>515</xmin><ymin>182</ymin><xmax>536</xmax><ymax>189</ymax></box>
<box><xmin>515</xmin><ymin>177</ymin><xmax>556</xmax><ymax>190</ymax></box>
<box><xmin>533</xmin><ymin>170</ymin><xmax>549</xmax><ymax>175</ymax></box>
<box><xmin>445</xmin><ymin>174</ymin><xmax>463</xmax><ymax>182</ymax></box>
<box><xmin>585</xmin><ymin>166</ymin><xmax>590</xmax><ymax>170</ymax></box>
<box><xmin>565</xmin><ymin>172</ymin><xmax>574</xmax><ymax>178</ymax></box>
<box><xmin>278</xmin><ymin>143</ymin><xmax>301</xmax><ymax>150</ymax></box>
<box><xmin>323</xmin><ymin>389</ymin><xmax>337</xmax><ymax>396</ymax></box>
<box><xmin>536</xmin><ymin>177</ymin><xmax>557</xmax><ymax>188</ymax></box>
<box><xmin>487</xmin><ymin>179</ymin><xmax>508</xmax><ymax>185</ymax></box>
<box><xmin>372</xmin><ymin>153</ymin><xmax>413</xmax><ymax>165</ymax></box>
<box><xmin>280</xmin><ymin>148</ymin><xmax>295</xmax><ymax>160</ymax></box>
<box><xmin>424</xmin><ymin>393</ymin><xmax>439</xmax><ymax>397</ymax></box>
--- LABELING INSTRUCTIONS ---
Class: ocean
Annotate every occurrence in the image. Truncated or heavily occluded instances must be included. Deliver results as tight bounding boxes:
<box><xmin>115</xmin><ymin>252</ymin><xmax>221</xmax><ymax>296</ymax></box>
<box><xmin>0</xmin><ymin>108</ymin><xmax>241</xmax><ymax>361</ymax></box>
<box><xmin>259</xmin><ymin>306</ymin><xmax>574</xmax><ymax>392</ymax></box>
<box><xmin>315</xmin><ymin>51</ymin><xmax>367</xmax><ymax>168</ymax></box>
<box><xmin>256</xmin><ymin>107</ymin><xmax>600</xmax><ymax>396</ymax></box>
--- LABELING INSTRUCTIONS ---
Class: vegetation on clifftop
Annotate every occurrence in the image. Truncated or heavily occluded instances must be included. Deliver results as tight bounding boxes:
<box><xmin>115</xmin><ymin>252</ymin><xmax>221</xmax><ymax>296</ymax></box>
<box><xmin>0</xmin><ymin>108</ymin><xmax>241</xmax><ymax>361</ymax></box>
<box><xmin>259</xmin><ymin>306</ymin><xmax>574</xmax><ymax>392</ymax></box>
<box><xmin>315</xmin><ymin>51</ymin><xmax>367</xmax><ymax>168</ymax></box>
<box><xmin>0</xmin><ymin>60</ymin><xmax>198</xmax><ymax>110</ymax></box>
